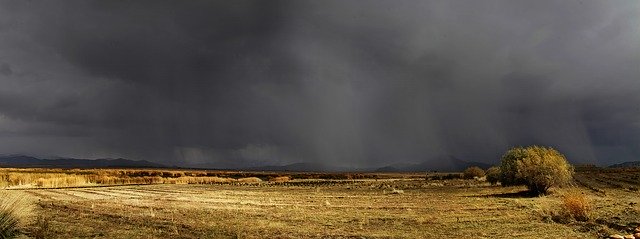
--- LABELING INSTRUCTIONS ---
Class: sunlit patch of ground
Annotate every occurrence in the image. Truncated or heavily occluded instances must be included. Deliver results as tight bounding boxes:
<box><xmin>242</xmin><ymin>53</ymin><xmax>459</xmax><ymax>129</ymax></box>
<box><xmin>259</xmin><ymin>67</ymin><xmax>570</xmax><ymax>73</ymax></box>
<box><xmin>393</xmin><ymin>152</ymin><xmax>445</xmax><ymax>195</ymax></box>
<box><xmin>1</xmin><ymin>169</ymin><xmax>637</xmax><ymax>238</ymax></box>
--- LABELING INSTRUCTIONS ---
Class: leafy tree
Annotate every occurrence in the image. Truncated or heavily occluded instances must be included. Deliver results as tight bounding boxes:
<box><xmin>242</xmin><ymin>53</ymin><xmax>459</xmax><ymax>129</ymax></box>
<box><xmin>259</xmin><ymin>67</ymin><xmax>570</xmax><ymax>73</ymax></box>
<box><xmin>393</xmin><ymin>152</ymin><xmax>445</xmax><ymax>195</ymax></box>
<box><xmin>499</xmin><ymin>146</ymin><xmax>573</xmax><ymax>195</ymax></box>
<box><xmin>499</xmin><ymin>147</ymin><xmax>529</xmax><ymax>186</ymax></box>
<box><xmin>485</xmin><ymin>166</ymin><xmax>500</xmax><ymax>185</ymax></box>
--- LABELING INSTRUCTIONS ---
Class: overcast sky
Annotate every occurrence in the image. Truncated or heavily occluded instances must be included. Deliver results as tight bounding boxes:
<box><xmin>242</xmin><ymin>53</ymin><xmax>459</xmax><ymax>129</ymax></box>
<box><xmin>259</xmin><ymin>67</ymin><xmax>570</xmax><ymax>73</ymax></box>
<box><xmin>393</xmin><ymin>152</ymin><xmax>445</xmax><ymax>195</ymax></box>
<box><xmin>0</xmin><ymin>1</ymin><xmax>638</xmax><ymax>168</ymax></box>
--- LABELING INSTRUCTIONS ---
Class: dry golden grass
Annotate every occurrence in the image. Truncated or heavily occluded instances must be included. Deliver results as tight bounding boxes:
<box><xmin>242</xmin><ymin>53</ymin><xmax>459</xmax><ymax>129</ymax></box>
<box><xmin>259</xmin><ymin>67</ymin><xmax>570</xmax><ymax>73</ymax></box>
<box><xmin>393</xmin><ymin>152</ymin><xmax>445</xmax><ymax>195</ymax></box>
<box><xmin>0</xmin><ymin>191</ymin><xmax>32</xmax><ymax>238</ymax></box>
<box><xmin>236</xmin><ymin>177</ymin><xmax>262</xmax><ymax>183</ymax></box>
<box><xmin>561</xmin><ymin>189</ymin><xmax>591</xmax><ymax>221</ymax></box>
<box><xmin>2</xmin><ymin>168</ymin><xmax>415</xmax><ymax>189</ymax></box>
<box><xmin>1</xmin><ymin>172</ymin><xmax>90</xmax><ymax>188</ymax></box>
<box><xmin>0</xmin><ymin>169</ymin><xmax>282</xmax><ymax>188</ymax></box>
<box><xmin>17</xmin><ymin>182</ymin><xmax>602</xmax><ymax>238</ymax></box>
<box><xmin>537</xmin><ymin>188</ymin><xmax>593</xmax><ymax>224</ymax></box>
<box><xmin>269</xmin><ymin>176</ymin><xmax>291</xmax><ymax>182</ymax></box>
<box><xmin>35</xmin><ymin>175</ymin><xmax>90</xmax><ymax>188</ymax></box>
<box><xmin>1</xmin><ymin>168</ymin><xmax>637</xmax><ymax>238</ymax></box>
<box><xmin>163</xmin><ymin>176</ymin><xmax>235</xmax><ymax>184</ymax></box>
<box><xmin>14</xmin><ymin>176</ymin><xmax>622</xmax><ymax>238</ymax></box>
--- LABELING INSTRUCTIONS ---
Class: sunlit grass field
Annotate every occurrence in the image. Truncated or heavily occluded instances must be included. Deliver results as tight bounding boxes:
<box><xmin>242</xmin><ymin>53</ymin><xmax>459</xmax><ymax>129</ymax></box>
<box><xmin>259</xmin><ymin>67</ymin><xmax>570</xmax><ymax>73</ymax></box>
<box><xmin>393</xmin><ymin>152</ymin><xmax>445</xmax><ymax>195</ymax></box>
<box><xmin>1</xmin><ymin>167</ymin><xmax>639</xmax><ymax>238</ymax></box>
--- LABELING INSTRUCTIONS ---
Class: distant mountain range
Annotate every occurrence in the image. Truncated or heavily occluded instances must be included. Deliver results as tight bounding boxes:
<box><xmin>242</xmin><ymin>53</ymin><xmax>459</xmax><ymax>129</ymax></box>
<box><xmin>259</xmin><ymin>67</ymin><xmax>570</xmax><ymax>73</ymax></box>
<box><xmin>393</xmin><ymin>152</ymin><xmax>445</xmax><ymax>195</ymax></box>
<box><xmin>374</xmin><ymin>156</ymin><xmax>493</xmax><ymax>172</ymax></box>
<box><xmin>249</xmin><ymin>162</ymin><xmax>352</xmax><ymax>172</ymax></box>
<box><xmin>11</xmin><ymin>155</ymin><xmax>636</xmax><ymax>172</ymax></box>
<box><xmin>250</xmin><ymin>156</ymin><xmax>493</xmax><ymax>172</ymax></box>
<box><xmin>0</xmin><ymin>154</ymin><xmax>495</xmax><ymax>172</ymax></box>
<box><xmin>0</xmin><ymin>155</ymin><xmax>166</xmax><ymax>168</ymax></box>
<box><xmin>608</xmin><ymin>161</ymin><xmax>640</xmax><ymax>168</ymax></box>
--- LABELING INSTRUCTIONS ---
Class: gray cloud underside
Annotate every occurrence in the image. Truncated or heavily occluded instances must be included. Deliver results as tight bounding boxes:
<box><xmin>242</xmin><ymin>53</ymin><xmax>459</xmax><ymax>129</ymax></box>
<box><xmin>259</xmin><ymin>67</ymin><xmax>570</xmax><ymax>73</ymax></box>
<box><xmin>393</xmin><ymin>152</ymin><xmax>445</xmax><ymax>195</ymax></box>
<box><xmin>0</xmin><ymin>0</ymin><xmax>638</xmax><ymax>168</ymax></box>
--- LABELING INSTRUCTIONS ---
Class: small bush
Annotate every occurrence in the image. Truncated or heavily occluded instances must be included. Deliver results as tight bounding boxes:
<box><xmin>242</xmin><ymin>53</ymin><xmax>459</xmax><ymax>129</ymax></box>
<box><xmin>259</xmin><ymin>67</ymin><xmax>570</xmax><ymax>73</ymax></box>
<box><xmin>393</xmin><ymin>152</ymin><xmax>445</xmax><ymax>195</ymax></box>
<box><xmin>561</xmin><ymin>190</ymin><xmax>590</xmax><ymax>221</ymax></box>
<box><xmin>427</xmin><ymin>173</ymin><xmax>462</xmax><ymax>180</ymax></box>
<box><xmin>463</xmin><ymin>166</ymin><xmax>485</xmax><ymax>179</ymax></box>
<box><xmin>485</xmin><ymin>166</ymin><xmax>500</xmax><ymax>185</ymax></box>
<box><xmin>539</xmin><ymin>190</ymin><xmax>591</xmax><ymax>224</ymax></box>
<box><xmin>499</xmin><ymin>146</ymin><xmax>574</xmax><ymax>195</ymax></box>
<box><xmin>236</xmin><ymin>177</ymin><xmax>262</xmax><ymax>183</ymax></box>
<box><xmin>269</xmin><ymin>176</ymin><xmax>291</xmax><ymax>182</ymax></box>
<box><xmin>0</xmin><ymin>193</ymin><xmax>32</xmax><ymax>238</ymax></box>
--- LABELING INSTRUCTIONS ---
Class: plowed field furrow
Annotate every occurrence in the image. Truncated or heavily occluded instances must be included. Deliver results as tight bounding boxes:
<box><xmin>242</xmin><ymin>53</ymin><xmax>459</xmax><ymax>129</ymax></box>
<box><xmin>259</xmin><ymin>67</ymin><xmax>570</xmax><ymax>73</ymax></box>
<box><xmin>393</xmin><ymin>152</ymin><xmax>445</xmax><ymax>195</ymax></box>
<box><xmin>102</xmin><ymin>188</ymin><xmax>152</xmax><ymax>197</ymax></box>
<box><xmin>23</xmin><ymin>190</ymin><xmax>61</xmax><ymax>200</ymax></box>
<box><xmin>573</xmin><ymin>175</ymin><xmax>609</xmax><ymax>194</ymax></box>
<box><xmin>122</xmin><ymin>188</ymin><xmax>171</xmax><ymax>196</ymax></box>
<box><xmin>599</xmin><ymin>174</ymin><xmax>640</xmax><ymax>187</ymax></box>
<box><xmin>126</xmin><ymin>187</ymin><xmax>194</xmax><ymax>195</ymax></box>
<box><xmin>574</xmin><ymin>174</ymin><xmax>608</xmax><ymax>187</ymax></box>
<box><xmin>63</xmin><ymin>189</ymin><xmax>120</xmax><ymax>199</ymax></box>
<box><xmin>73</xmin><ymin>188</ymin><xmax>140</xmax><ymax>198</ymax></box>
<box><xmin>589</xmin><ymin>176</ymin><xmax>625</xmax><ymax>188</ymax></box>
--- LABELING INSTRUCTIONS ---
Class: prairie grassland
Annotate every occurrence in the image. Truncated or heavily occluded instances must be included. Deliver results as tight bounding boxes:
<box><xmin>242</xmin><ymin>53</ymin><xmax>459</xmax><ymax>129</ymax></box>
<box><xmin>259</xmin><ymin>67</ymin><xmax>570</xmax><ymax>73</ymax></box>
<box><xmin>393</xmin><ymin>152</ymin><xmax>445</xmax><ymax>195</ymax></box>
<box><xmin>0</xmin><ymin>168</ymin><xmax>635</xmax><ymax>238</ymax></box>
<box><xmin>0</xmin><ymin>168</ymin><xmax>393</xmax><ymax>189</ymax></box>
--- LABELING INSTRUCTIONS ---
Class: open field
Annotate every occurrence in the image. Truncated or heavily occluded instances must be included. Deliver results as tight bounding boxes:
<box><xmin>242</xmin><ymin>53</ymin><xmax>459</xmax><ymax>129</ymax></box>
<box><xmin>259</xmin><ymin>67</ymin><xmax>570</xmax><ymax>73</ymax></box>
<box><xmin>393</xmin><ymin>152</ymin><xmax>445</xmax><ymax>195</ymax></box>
<box><xmin>0</xmin><ymin>168</ymin><xmax>398</xmax><ymax>189</ymax></box>
<box><xmin>1</xmin><ymin>168</ymin><xmax>639</xmax><ymax>238</ymax></box>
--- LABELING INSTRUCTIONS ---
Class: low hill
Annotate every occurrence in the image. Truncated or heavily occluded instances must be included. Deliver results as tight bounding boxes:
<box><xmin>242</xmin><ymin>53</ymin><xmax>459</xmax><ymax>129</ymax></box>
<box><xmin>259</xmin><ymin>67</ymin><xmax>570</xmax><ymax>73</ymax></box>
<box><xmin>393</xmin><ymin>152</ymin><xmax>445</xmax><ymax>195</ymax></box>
<box><xmin>0</xmin><ymin>155</ymin><xmax>166</xmax><ymax>168</ymax></box>
<box><xmin>608</xmin><ymin>161</ymin><xmax>640</xmax><ymax>168</ymax></box>
<box><xmin>375</xmin><ymin>156</ymin><xmax>492</xmax><ymax>172</ymax></box>
<box><xmin>249</xmin><ymin>162</ymin><xmax>351</xmax><ymax>172</ymax></box>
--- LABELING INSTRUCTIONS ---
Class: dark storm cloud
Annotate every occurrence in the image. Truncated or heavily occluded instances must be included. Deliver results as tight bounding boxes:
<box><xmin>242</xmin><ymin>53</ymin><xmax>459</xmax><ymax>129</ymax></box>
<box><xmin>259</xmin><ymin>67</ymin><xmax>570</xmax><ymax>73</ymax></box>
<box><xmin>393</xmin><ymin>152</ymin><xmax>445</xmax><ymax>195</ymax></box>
<box><xmin>0</xmin><ymin>0</ymin><xmax>638</xmax><ymax>168</ymax></box>
<box><xmin>0</xmin><ymin>63</ymin><xmax>11</xmax><ymax>76</ymax></box>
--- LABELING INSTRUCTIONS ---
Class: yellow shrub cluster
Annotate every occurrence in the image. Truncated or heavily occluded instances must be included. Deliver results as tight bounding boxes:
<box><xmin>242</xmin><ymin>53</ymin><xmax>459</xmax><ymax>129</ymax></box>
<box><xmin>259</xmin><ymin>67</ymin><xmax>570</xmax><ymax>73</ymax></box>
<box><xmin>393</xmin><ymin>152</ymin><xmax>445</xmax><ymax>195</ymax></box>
<box><xmin>500</xmin><ymin>146</ymin><xmax>574</xmax><ymax>195</ymax></box>
<box><xmin>561</xmin><ymin>190</ymin><xmax>590</xmax><ymax>221</ymax></box>
<box><xmin>0</xmin><ymin>168</ymin><xmax>270</xmax><ymax>188</ymax></box>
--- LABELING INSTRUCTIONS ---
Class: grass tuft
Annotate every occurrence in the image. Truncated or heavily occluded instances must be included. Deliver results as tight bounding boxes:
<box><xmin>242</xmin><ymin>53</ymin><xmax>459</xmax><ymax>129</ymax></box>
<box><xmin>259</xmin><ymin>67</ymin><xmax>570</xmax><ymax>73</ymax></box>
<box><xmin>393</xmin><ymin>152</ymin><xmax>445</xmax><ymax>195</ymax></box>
<box><xmin>539</xmin><ymin>189</ymin><xmax>592</xmax><ymax>224</ymax></box>
<box><xmin>561</xmin><ymin>189</ymin><xmax>591</xmax><ymax>222</ymax></box>
<box><xmin>0</xmin><ymin>193</ymin><xmax>32</xmax><ymax>238</ymax></box>
<box><xmin>32</xmin><ymin>215</ymin><xmax>50</xmax><ymax>239</ymax></box>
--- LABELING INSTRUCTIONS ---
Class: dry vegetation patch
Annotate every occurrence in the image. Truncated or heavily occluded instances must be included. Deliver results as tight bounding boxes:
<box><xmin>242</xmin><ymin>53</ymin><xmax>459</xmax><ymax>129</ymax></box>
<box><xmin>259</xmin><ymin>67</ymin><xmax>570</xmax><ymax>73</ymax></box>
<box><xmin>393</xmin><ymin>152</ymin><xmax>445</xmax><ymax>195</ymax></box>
<box><xmin>1</xmin><ymin>168</ymin><xmax>638</xmax><ymax>238</ymax></box>
<box><xmin>0</xmin><ymin>191</ymin><xmax>32</xmax><ymax>238</ymax></box>
<box><xmin>16</xmin><ymin>176</ymin><xmax>599</xmax><ymax>238</ymax></box>
<box><xmin>0</xmin><ymin>169</ymin><xmax>406</xmax><ymax>189</ymax></box>
<box><xmin>269</xmin><ymin>176</ymin><xmax>291</xmax><ymax>182</ymax></box>
<box><xmin>561</xmin><ymin>189</ymin><xmax>591</xmax><ymax>222</ymax></box>
<box><xmin>0</xmin><ymin>169</ymin><xmax>279</xmax><ymax>189</ymax></box>
<box><xmin>236</xmin><ymin>177</ymin><xmax>262</xmax><ymax>183</ymax></box>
